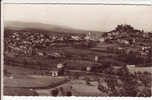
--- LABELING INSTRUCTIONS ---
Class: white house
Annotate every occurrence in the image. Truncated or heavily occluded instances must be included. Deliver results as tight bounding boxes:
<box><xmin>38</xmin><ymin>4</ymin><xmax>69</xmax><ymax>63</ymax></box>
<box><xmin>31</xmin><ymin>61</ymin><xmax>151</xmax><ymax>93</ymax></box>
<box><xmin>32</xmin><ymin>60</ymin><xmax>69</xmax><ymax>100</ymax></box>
<box><xmin>57</xmin><ymin>63</ymin><xmax>64</xmax><ymax>69</ymax></box>
<box><xmin>94</xmin><ymin>56</ymin><xmax>99</xmax><ymax>62</ymax></box>
<box><xmin>86</xmin><ymin>66</ymin><xmax>92</xmax><ymax>71</ymax></box>
<box><xmin>99</xmin><ymin>38</ymin><xmax>104</xmax><ymax>42</ymax></box>
<box><xmin>126</xmin><ymin>65</ymin><xmax>136</xmax><ymax>73</ymax></box>
<box><xmin>71</xmin><ymin>36</ymin><xmax>80</xmax><ymax>41</ymax></box>
<box><xmin>49</xmin><ymin>63</ymin><xmax>65</xmax><ymax>77</ymax></box>
<box><xmin>50</xmin><ymin>69</ymin><xmax>59</xmax><ymax>77</ymax></box>
<box><xmin>85</xmin><ymin>35</ymin><xmax>90</xmax><ymax>41</ymax></box>
<box><xmin>37</xmin><ymin>52</ymin><xmax>44</xmax><ymax>56</ymax></box>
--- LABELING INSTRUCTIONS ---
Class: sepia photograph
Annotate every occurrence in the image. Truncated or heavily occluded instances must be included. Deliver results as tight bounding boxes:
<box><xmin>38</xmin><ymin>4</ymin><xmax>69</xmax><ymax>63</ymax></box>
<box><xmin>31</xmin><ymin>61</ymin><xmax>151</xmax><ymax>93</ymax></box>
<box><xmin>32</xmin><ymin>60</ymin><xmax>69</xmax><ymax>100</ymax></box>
<box><xmin>3</xmin><ymin>4</ymin><xmax>152</xmax><ymax>97</ymax></box>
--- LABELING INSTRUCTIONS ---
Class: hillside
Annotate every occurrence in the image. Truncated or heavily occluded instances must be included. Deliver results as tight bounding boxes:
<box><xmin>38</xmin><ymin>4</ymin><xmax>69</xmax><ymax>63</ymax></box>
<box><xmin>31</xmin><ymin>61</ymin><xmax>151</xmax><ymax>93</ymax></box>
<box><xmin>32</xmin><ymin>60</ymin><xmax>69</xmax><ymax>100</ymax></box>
<box><xmin>5</xmin><ymin>21</ymin><xmax>104</xmax><ymax>36</ymax></box>
<box><xmin>102</xmin><ymin>24</ymin><xmax>152</xmax><ymax>65</ymax></box>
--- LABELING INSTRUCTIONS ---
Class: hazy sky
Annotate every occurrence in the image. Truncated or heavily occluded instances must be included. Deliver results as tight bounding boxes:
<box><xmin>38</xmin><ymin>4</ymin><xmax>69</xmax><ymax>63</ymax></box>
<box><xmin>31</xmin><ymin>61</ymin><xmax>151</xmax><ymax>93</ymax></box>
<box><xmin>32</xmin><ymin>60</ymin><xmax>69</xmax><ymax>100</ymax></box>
<box><xmin>3</xmin><ymin>4</ymin><xmax>152</xmax><ymax>32</ymax></box>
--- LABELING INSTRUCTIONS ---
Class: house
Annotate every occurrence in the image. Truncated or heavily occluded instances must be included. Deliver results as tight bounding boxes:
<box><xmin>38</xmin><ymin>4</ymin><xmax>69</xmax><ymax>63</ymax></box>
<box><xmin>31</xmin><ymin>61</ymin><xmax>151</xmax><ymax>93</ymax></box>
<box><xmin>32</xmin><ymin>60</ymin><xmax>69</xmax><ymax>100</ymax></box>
<box><xmin>49</xmin><ymin>68</ymin><xmax>65</xmax><ymax>77</ymax></box>
<box><xmin>126</xmin><ymin>65</ymin><xmax>136</xmax><ymax>74</ymax></box>
<box><xmin>86</xmin><ymin>66</ymin><xmax>92</xmax><ymax>72</ymax></box>
<box><xmin>71</xmin><ymin>35</ymin><xmax>80</xmax><ymax>41</ymax></box>
<box><xmin>84</xmin><ymin>35</ymin><xmax>90</xmax><ymax>41</ymax></box>
<box><xmin>94</xmin><ymin>56</ymin><xmax>99</xmax><ymax>63</ymax></box>
<box><xmin>37</xmin><ymin>52</ymin><xmax>44</xmax><ymax>56</ymax></box>
<box><xmin>49</xmin><ymin>63</ymin><xmax>65</xmax><ymax>77</ymax></box>
<box><xmin>86</xmin><ymin>63</ymin><xmax>102</xmax><ymax>72</ymax></box>
<box><xmin>126</xmin><ymin>64</ymin><xmax>135</xmax><ymax>68</ymax></box>
<box><xmin>50</xmin><ymin>69</ymin><xmax>59</xmax><ymax>77</ymax></box>
<box><xmin>57</xmin><ymin>63</ymin><xmax>64</xmax><ymax>69</ymax></box>
<box><xmin>99</xmin><ymin>38</ymin><xmax>104</xmax><ymax>42</ymax></box>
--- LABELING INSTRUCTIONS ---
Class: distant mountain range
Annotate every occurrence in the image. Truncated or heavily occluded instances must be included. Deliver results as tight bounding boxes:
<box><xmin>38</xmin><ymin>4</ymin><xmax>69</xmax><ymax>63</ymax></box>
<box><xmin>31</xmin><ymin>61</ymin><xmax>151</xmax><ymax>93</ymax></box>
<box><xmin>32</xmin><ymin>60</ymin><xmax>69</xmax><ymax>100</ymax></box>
<box><xmin>4</xmin><ymin>21</ymin><xmax>104</xmax><ymax>35</ymax></box>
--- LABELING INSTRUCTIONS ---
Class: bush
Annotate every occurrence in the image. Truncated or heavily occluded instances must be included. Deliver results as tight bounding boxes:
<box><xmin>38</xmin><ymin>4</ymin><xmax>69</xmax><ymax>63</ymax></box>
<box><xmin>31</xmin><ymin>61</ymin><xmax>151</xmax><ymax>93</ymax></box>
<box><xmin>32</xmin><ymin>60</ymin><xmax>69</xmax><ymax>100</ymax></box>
<box><xmin>51</xmin><ymin>89</ymin><xmax>59</xmax><ymax>96</ymax></box>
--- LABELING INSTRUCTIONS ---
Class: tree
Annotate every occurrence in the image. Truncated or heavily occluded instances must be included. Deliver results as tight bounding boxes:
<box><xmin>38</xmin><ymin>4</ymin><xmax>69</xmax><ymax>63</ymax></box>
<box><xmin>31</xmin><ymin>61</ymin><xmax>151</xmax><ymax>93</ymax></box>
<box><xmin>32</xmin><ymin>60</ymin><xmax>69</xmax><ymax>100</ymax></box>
<box><xmin>51</xmin><ymin>89</ymin><xmax>59</xmax><ymax>96</ymax></box>
<box><xmin>66</xmin><ymin>91</ymin><xmax>72</xmax><ymax>96</ymax></box>
<box><xmin>119</xmin><ymin>72</ymin><xmax>138</xmax><ymax>96</ymax></box>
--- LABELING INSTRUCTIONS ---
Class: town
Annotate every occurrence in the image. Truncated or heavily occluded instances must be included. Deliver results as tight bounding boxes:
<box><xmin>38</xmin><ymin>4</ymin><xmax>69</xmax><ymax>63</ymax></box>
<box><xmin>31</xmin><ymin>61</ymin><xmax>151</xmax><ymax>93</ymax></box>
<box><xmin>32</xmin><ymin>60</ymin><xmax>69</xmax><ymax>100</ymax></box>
<box><xmin>4</xmin><ymin>24</ymin><xmax>152</xmax><ymax>96</ymax></box>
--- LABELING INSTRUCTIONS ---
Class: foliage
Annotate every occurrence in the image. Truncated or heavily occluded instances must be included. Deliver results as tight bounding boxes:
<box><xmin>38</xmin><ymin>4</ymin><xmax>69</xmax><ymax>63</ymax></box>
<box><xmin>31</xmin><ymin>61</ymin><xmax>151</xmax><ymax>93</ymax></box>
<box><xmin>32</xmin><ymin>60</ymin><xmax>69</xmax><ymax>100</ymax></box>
<box><xmin>98</xmin><ymin>67</ymin><xmax>152</xmax><ymax>97</ymax></box>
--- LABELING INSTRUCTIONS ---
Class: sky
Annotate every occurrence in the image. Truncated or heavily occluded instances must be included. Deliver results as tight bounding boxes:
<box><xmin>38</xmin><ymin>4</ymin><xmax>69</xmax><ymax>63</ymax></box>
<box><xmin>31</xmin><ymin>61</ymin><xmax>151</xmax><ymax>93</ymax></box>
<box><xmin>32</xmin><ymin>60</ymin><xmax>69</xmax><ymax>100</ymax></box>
<box><xmin>3</xmin><ymin>4</ymin><xmax>152</xmax><ymax>32</ymax></box>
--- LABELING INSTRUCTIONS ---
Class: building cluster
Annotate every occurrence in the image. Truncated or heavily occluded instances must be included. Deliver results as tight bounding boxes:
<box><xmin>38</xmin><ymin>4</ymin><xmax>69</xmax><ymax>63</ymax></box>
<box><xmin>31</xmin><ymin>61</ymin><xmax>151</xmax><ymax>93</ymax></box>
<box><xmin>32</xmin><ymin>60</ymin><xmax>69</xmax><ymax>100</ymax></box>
<box><xmin>4</xmin><ymin>31</ymin><xmax>91</xmax><ymax>56</ymax></box>
<box><xmin>102</xmin><ymin>25</ymin><xmax>152</xmax><ymax>58</ymax></box>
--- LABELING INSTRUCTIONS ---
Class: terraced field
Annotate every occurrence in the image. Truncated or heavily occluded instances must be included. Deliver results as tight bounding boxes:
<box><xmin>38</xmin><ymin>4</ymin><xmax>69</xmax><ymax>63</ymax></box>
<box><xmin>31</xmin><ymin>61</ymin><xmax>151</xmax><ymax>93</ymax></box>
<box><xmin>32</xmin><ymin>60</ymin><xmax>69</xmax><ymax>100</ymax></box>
<box><xmin>4</xmin><ymin>75</ymin><xmax>68</xmax><ymax>88</ymax></box>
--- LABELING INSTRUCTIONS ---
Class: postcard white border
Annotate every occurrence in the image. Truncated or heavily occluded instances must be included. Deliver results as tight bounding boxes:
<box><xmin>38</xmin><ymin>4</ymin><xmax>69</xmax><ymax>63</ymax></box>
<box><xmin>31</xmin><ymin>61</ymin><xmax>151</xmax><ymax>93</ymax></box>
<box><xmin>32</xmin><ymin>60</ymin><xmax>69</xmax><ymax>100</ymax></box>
<box><xmin>1</xmin><ymin>1</ymin><xmax>152</xmax><ymax>100</ymax></box>
<box><xmin>2</xmin><ymin>0</ymin><xmax>152</xmax><ymax>5</ymax></box>
<box><xmin>1</xmin><ymin>1</ymin><xmax>4</xmax><ymax>100</ymax></box>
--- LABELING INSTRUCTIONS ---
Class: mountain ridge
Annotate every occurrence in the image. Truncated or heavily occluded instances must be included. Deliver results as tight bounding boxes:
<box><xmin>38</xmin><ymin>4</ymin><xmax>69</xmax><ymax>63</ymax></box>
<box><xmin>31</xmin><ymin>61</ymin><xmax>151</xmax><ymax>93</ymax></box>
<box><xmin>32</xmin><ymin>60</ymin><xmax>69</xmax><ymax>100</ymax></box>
<box><xmin>4</xmin><ymin>21</ymin><xmax>104</xmax><ymax>35</ymax></box>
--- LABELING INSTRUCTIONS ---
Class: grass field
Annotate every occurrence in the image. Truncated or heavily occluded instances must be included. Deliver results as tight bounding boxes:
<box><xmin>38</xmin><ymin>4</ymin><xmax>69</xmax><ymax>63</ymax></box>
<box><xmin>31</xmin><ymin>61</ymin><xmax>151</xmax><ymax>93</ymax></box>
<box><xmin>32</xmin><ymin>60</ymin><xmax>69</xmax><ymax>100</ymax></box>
<box><xmin>4</xmin><ymin>75</ymin><xmax>68</xmax><ymax>88</ymax></box>
<box><xmin>4</xmin><ymin>65</ymin><xmax>42</xmax><ymax>75</ymax></box>
<box><xmin>4</xmin><ymin>87</ymin><xmax>39</xmax><ymax>96</ymax></box>
<box><xmin>4</xmin><ymin>64</ymin><xmax>70</xmax><ymax>96</ymax></box>
<box><xmin>35</xmin><ymin>77</ymin><xmax>107</xmax><ymax>96</ymax></box>
<box><xmin>128</xmin><ymin>67</ymin><xmax>152</xmax><ymax>73</ymax></box>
